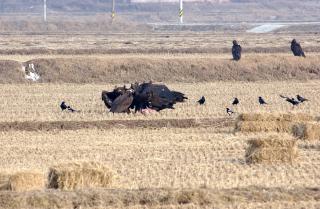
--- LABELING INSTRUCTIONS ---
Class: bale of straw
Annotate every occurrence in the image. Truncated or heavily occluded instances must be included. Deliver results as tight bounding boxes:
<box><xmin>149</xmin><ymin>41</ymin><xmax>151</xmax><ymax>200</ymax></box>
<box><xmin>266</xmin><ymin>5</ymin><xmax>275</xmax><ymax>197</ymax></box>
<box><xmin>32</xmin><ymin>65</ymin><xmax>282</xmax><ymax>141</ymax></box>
<box><xmin>8</xmin><ymin>172</ymin><xmax>45</xmax><ymax>192</ymax></box>
<box><xmin>292</xmin><ymin>123</ymin><xmax>320</xmax><ymax>141</ymax></box>
<box><xmin>48</xmin><ymin>162</ymin><xmax>113</xmax><ymax>190</ymax></box>
<box><xmin>245</xmin><ymin>137</ymin><xmax>298</xmax><ymax>164</ymax></box>
<box><xmin>236</xmin><ymin>121</ymin><xmax>295</xmax><ymax>133</ymax></box>
<box><xmin>238</xmin><ymin>113</ymin><xmax>314</xmax><ymax>122</ymax></box>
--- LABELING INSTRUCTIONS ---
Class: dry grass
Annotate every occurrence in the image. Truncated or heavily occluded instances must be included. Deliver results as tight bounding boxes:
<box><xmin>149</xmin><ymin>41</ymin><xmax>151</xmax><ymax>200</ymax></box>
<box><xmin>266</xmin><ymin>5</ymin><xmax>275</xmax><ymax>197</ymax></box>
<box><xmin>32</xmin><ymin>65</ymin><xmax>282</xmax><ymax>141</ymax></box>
<box><xmin>245</xmin><ymin>136</ymin><xmax>298</xmax><ymax>164</ymax></box>
<box><xmin>48</xmin><ymin>162</ymin><xmax>113</xmax><ymax>190</ymax></box>
<box><xmin>0</xmin><ymin>187</ymin><xmax>319</xmax><ymax>209</ymax></box>
<box><xmin>1</xmin><ymin>54</ymin><xmax>320</xmax><ymax>83</ymax></box>
<box><xmin>8</xmin><ymin>171</ymin><xmax>45</xmax><ymax>192</ymax></box>
<box><xmin>293</xmin><ymin>123</ymin><xmax>320</xmax><ymax>141</ymax></box>
<box><xmin>235</xmin><ymin>113</ymin><xmax>316</xmax><ymax>133</ymax></box>
<box><xmin>238</xmin><ymin>113</ymin><xmax>315</xmax><ymax>122</ymax></box>
<box><xmin>236</xmin><ymin>121</ymin><xmax>295</xmax><ymax>133</ymax></box>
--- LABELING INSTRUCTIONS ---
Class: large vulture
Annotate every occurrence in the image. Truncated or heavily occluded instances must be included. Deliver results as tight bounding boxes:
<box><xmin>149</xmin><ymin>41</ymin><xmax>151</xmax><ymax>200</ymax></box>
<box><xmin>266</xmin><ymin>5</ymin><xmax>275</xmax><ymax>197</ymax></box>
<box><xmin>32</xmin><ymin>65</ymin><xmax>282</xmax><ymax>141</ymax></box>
<box><xmin>232</xmin><ymin>40</ymin><xmax>242</xmax><ymax>61</ymax></box>
<box><xmin>291</xmin><ymin>39</ymin><xmax>306</xmax><ymax>57</ymax></box>
<box><xmin>110</xmin><ymin>91</ymin><xmax>134</xmax><ymax>113</ymax></box>
<box><xmin>102</xmin><ymin>82</ymin><xmax>187</xmax><ymax>113</ymax></box>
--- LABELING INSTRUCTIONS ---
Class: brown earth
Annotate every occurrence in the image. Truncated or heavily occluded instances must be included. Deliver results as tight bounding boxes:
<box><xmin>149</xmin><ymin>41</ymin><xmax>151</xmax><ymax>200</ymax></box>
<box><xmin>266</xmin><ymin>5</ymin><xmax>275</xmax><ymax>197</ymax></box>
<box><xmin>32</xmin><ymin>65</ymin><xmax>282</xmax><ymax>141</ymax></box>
<box><xmin>2</xmin><ymin>55</ymin><xmax>319</xmax><ymax>84</ymax></box>
<box><xmin>0</xmin><ymin>118</ymin><xmax>233</xmax><ymax>132</ymax></box>
<box><xmin>0</xmin><ymin>60</ymin><xmax>26</xmax><ymax>84</ymax></box>
<box><xmin>0</xmin><ymin>187</ymin><xmax>319</xmax><ymax>209</ymax></box>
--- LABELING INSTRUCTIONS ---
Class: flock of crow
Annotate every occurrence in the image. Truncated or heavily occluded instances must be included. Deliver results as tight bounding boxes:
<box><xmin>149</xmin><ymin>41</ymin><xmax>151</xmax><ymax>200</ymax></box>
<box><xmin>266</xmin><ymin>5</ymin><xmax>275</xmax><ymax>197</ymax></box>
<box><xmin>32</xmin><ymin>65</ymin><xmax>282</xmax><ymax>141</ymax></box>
<box><xmin>60</xmin><ymin>89</ymin><xmax>309</xmax><ymax>116</ymax></box>
<box><xmin>197</xmin><ymin>94</ymin><xmax>309</xmax><ymax>116</ymax></box>
<box><xmin>60</xmin><ymin>38</ymin><xmax>307</xmax><ymax>115</ymax></box>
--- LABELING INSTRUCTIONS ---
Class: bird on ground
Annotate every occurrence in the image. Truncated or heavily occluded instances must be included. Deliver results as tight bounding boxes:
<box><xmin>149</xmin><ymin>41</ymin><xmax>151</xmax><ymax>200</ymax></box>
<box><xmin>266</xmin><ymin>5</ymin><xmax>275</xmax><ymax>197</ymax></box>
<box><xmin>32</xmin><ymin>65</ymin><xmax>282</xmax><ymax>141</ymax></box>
<box><xmin>291</xmin><ymin>39</ymin><xmax>306</xmax><ymax>57</ymax></box>
<box><xmin>297</xmin><ymin>95</ymin><xmax>308</xmax><ymax>103</ymax></box>
<box><xmin>226</xmin><ymin>108</ymin><xmax>234</xmax><ymax>116</ymax></box>
<box><xmin>110</xmin><ymin>91</ymin><xmax>134</xmax><ymax>113</ymax></box>
<box><xmin>60</xmin><ymin>101</ymin><xmax>77</xmax><ymax>112</ymax></box>
<box><xmin>232</xmin><ymin>97</ymin><xmax>239</xmax><ymax>105</ymax></box>
<box><xmin>280</xmin><ymin>95</ymin><xmax>300</xmax><ymax>108</ymax></box>
<box><xmin>258</xmin><ymin>97</ymin><xmax>268</xmax><ymax>105</ymax></box>
<box><xmin>232</xmin><ymin>40</ymin><xmax>242</xmax><ymax>61</ymax></box>
<box><xmin>198</xmin><ymin>96</ymin><xmax>206</xmax><ymax>105</ymax></box>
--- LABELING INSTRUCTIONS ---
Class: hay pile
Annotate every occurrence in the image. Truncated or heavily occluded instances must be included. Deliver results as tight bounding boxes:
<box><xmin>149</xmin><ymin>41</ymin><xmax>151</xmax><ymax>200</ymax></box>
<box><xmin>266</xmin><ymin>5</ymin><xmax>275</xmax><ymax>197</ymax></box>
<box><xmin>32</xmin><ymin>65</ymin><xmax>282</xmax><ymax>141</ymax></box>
<box><xmin>48</xmin><ymin>162</ymin><xmax>113</xmax><ymax>190</ymax></box>
<box><xmin>292</xmin><ymin>123</ymin><xmax>320</xmax><ymax>141</ymax></box>
<box><xmin>238</xmin><ymin>113</ymin><xmax>314</xmax><ymax>122</ymax></box>
<box><xmin>245</xmin><ymin>136</ymin><xmax>298</xmax><ymax>164</ymax></box>
<box><xmin>8</xmin><ymin>172</ymin><xmax>45</xmax><ymax>192</ymax></box>
<box><xmin>236</xmin><ymin>113</ymin><xmax>314</xmax><ymax>133</ymax></box>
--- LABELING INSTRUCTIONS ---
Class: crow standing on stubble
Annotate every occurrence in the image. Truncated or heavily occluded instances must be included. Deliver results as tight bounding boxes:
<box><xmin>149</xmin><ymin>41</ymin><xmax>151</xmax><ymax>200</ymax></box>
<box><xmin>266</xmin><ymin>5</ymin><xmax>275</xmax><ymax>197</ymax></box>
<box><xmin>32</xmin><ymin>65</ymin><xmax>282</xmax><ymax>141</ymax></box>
<box><xmin>198</xmin><ymin>96</ymin><xmax>206</xmax><ymax>105</ymax></box>
<box><xmin>297</xmin><ymin>95</ymin><xmax>308</xmax><ymax>103</ymax></box>
<box><xmin>232</xmin><ymin>98</ymin><xmax>239</xmax><ymax>105</ymax></box>
<box><xmin>258</xmin><ymin>97</ymin><xmax>268</xmax><ymax>105</ymax></box>
<box><xmin>60</xmin><ymin>101</ymin><xmax>77</xmax><ymax>112</ymax></box>
<box><xmin>226</xmin><ymin>108</ymin><xmax>234</xmax><ymax>116</ymax></box>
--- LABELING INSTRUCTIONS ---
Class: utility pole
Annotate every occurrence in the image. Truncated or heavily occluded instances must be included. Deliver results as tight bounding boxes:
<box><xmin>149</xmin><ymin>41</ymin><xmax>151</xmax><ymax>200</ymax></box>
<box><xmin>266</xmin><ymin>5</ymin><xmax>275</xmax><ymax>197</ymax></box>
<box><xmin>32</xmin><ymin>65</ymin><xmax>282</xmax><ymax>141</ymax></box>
<box><xmin>179</xmin><ymin>0</ymin><xmax>183</xmax><ymax>24</ymax></box>
<box><xmin>111</xmin><ymin>0</ymin><xmax>115</xmax><ymax>22</ymax></box>
<box><xmin>43</xmin><ymin>0</ymin><xmax>47</xmax><ymax>22</ymax></box>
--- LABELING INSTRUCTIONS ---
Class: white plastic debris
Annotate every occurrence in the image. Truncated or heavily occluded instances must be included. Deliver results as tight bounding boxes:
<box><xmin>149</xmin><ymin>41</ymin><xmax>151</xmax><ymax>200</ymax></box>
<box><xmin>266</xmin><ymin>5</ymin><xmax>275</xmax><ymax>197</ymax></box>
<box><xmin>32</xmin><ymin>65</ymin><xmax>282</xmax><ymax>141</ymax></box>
<box><xmin>247</xmin><ymin>24</ymin><xmax>285</xmax><ymax>33</ymax></box>
<box><xmin>25</xmin><ymin>63</ymin><xmax>40</xmax><ymax>81</ymax></box>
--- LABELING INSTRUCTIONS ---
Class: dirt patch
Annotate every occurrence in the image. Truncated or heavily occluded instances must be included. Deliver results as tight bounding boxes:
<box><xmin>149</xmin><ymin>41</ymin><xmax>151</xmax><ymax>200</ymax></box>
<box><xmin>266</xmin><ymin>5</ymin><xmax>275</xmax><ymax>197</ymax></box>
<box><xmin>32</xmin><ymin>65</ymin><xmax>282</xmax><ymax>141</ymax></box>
<box><xmin>0</xmin><ymin>60</ymin><xmax>27</xmax><ymax>83</ymax></box>
<box><xmin>0</xmin><ymin>187</ymin><xmax>318</xmax><ymax>209</ymax></box>
<box><xmin>0</xmin><ymin>118</ymin><xmax>233</xmax><ymax>132</ymax></box>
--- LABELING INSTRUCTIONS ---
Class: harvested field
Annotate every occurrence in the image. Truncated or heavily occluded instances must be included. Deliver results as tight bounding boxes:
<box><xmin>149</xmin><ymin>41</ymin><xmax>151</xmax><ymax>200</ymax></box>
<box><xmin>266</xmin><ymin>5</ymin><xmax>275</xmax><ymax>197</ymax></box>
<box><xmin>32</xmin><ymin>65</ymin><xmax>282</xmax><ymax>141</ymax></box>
<box><xmin>0</xmin><ymin>33</ymin><xmax>319</xmax><ymax>55</ymax></box>
<box><xmin>0</xmin><ymin>82</ymin><xmax>319</xmax><ymax>123</ymax></box>
<box><xmin>0</xmin><ymin>37</ymin><xmax>320</xmax><ymax>208</ymax></box>
<box><xmin>0</xmin><ymin>129</ymin><xmax>319</xmax><ymax>190</ymax></box>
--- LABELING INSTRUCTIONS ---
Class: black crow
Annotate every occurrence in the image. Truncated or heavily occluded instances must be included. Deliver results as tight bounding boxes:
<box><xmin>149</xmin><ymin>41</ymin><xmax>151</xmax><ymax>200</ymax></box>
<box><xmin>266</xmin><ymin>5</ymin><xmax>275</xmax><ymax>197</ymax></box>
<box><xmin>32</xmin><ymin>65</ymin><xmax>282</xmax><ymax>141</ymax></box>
<box><xmin>297</xmin><ymin>95</ymin><xmax>308</xmax><ymax>103</ymax></box>
<box><xmin>232</xmin><ymin>40</ymin><xmax>242</xmax><ymax>61</ymax></box>
<box><xmin>258</xmin><ymin>97</ymin><xmax>268</xmax><ymax>105</ymax></box>
<box><xmin>198</xmin><ymin>96</ymin><xmax>205</xmax><ymax>105</ymax></box>
<box><xmin>232</xmin><ymin>97</ymin><xmax>239</xmax><ymax>105</ymax></box>
<box><xmin>60</xmin><ymin>101</ymin><xmax>77</xmax><ymax>112</ymax></box>
<box><xmin>280</xmin><ymin>95</ymin><xmax>300</xmax><ymax>107</ymax></box>
<box><xmin>60</xmin><ymin>101</ymin><xmax>68</xmax><ymax>111</ymax></box>
<box><xmin>226</xmin><ymin>108</ymin><xmax>234</xmax><ymax>116</ymax></box>
<box><xmin>291</xmin><ymin>39</ymin><xmax>306</xmax><ymax>57</ymax></box>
